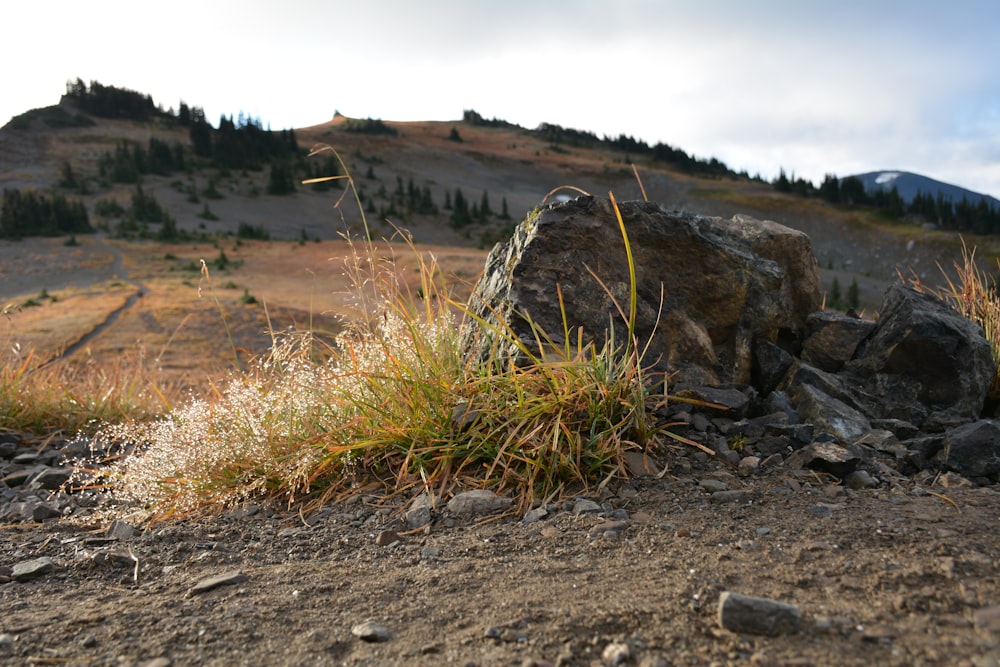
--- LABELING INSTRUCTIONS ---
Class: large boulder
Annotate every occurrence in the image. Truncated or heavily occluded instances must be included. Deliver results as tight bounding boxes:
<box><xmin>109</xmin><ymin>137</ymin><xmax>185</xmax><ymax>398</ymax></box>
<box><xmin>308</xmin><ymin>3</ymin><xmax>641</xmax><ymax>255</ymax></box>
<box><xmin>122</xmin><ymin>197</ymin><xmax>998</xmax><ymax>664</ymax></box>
<box><xmin>459</xmin><ymin>196</ymin><xmax>822</xmax><ymax>386</ymax></box>
<box><xmin>842</xmin><ymin>285</ymin><xmax>995</xmax><ymax>428</ymax></box>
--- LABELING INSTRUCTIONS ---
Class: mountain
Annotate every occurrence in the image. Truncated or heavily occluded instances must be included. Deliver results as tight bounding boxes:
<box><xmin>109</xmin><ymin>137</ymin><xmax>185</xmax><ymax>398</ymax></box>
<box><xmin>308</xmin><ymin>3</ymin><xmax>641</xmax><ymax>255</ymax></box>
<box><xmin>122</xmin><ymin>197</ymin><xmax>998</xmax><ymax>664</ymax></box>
<box><xmin>848</xmin><ymin>170</ymin><xmax>1000</xmax><ymax>207</ymax></box>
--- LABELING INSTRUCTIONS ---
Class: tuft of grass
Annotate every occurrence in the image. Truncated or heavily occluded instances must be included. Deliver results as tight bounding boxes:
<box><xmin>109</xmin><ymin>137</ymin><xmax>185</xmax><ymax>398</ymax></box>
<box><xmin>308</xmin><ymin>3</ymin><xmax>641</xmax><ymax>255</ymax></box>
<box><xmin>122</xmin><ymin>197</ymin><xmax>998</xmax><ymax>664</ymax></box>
<box><xmin>84</xmin><ymin>157</ymin><xmax>688</xmax><ymax>520</ymax></box>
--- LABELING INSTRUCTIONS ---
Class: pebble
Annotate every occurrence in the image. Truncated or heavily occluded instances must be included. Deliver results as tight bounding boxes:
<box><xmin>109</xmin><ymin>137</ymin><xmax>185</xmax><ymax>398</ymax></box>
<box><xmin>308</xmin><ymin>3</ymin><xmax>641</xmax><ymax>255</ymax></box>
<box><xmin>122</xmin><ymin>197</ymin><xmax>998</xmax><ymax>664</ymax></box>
<box><xmin>717</xmin><ymin>591</ymin><xmax>801</xmax><ymax>636</ymax></box>
<box><xmin>699</xmin><ymin>479</ymin><xmax>729</xmax><ymax>493</ymax></box>
<box><xmin>352</xmin><ymin>620</ymin><xmax>392</xmax><ymax>642</ymax></box>
<box><xmin>405</xmin><ymin>492</ymin><xmax>437</xmax><ymax>529</ymax></box>
<box><xmin>711</xmin><ymin>490</ymin><xmax>749</xmax><ymax>504</ymax></box>
<box><xmin>572</xmin><ymin>498</ymin><xmax>603</xmax><ymax>515</ymax></box>
<box><xmin>602</xmin><ymin>641</ymin><xmax>631</xmax><ymax>666</ymax></box>
<box><xmin>375</xmin><ymin>529</ymin><xmax>401</xmax><ymax>546</ymax></box>
<box><xmin>737</xmin><ymin>456</ymin><xmax>761</xmax><ymax>477</ymax></box>
<box><xmin>522</xmin><ymin>507</ymin><xmax>548</xmax><ymax>523</ymax></box>
<box><xmin>845</xmin><ymin>470</ymin><xmax>879</xmax><ymax>489</ymax></box>
<box><xmin>11</xmin><ymin>556</ymin><xmax>54</xmax><ymax>582</ymax></box>
<box><xmin>107</xmin><ymin>519</ymin><xmax>139</xmax><ymax>540</ymax></box>
<box><xmin>189</xmin><ymin>570</ymin><xmax>248</xmax><ymax>595</ymax></box>
<box><xmin>446</xmin><ymin>489</ymin><xmax>512</xmax><ymax>516</ymax></box>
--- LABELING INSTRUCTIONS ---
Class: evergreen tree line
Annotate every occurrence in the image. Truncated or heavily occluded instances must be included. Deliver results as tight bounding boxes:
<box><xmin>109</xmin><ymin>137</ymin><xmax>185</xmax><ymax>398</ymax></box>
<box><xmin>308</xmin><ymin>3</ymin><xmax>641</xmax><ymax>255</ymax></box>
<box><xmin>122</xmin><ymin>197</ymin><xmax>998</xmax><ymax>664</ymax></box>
<box><xmin>775</xmin><ymin>171</ymin><xmax>1000</xmax><ymax>235</ymax></box>
<box><xmin>0</xmin><ymin>189</ymin><xmax>92</xmax><ymax>239</ymax></box>
<box><xmin>462</xmin><ymin>109</ymin><xmax>521</xmax><ymax>129</ymax></box>
<box><xmin>96</xmin><ymin>138</ymin><xmax>187</xmax><ymax>184</ymax></box>
<box><xmin>181</xmin><ymin>106</ymin><xmax>300</xmax><ymax>172</ymax></box>
<box><xmin>64</xmin><ymin>78</ymin><xmax>163</xmax><ymax>121</ymax></box>
<box><xmin>341</xmin><ymin>118</ymin><xmax>398</xmax><ymax>136</ymax></box>
<box><xmin>534</xmin><ymin>122</ymin><xmax>739</xmax><ymax>178</ymax></box>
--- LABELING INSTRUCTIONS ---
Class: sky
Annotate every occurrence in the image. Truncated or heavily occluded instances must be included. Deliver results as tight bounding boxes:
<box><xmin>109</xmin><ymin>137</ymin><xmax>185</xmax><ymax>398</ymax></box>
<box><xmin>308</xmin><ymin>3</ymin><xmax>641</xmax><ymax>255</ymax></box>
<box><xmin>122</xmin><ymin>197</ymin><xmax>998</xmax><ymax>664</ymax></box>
<box><xmin>4</xmin><ymin>0</ymin><xmax>999</xmax><ymax>198</ymax></box>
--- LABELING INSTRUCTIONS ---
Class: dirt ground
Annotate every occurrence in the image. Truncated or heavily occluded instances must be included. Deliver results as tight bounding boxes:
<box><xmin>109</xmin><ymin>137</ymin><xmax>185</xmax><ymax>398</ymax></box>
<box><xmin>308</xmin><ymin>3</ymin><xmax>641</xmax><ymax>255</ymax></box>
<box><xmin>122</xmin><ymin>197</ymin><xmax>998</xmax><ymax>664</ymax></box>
<box><xmin>3</xmin><ymin>454</ymin><xmax>1000</xmax><ymax>667</ymax></box>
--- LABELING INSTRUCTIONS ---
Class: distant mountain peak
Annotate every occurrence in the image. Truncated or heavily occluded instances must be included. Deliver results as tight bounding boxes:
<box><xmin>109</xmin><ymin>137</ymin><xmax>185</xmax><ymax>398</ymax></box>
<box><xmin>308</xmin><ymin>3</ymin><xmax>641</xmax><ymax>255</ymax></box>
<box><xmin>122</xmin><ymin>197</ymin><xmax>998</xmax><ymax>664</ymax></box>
<box><xmin>848</xmin><ymin>170</ymin><xmax>999</xmax><ymax>207</ymax></box>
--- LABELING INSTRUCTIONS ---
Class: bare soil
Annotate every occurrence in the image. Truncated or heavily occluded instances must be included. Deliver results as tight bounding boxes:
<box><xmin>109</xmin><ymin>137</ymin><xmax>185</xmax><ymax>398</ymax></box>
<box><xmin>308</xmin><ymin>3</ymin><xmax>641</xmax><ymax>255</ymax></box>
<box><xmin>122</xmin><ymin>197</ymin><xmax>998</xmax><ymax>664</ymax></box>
<box><xmin>3</xmin><ymin>458</ymin><xmax>1000</xmax><ymax>666</ymax></box>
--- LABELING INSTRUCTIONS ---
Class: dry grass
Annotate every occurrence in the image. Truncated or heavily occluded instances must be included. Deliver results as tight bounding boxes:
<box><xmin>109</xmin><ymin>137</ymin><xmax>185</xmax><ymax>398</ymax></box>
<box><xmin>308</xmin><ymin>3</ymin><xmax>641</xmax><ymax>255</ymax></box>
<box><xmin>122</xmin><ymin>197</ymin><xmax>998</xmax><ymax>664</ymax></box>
<box><xmin>75</xmin><ymin>163</ymin><xmax>674</xmax><ymax>519</ymax></box>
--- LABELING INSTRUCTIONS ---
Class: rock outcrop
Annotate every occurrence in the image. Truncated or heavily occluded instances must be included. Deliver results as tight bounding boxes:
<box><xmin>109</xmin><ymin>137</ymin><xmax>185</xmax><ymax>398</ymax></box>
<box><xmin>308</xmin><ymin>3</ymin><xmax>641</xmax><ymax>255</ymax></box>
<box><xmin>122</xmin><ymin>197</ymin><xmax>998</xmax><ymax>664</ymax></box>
<box><xmin>459</xmin><ymin>195</ymin><xmax>1000</xmax><ymax>483</ymax></box>
<box><xmin>460</xmin><ymin>196</ymin><xmax>822</xmax><ymax>386</ymax></box>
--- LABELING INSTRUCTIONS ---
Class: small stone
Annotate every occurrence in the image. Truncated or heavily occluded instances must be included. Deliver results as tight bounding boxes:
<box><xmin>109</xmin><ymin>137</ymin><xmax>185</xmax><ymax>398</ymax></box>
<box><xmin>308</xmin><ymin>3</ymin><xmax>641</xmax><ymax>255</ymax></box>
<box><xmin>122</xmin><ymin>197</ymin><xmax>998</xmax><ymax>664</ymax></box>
<box><xmin>30</xmin><ymin>466</ymin><xmax>72</xmax><ymax>490</ymax></box>
<box><xmin>602</xmin><ymin>641</ymin><xmax>631</xmax><ymax>666</ymax></box>
<box><xmin>845</xmin><ymin>470</ymin><xmax>878</xmax><ymax>490</ymax></box>
<box><xmin>375</xmin><ymin>530</ymin><xmax>401</xmax><ymax>546</ymax></box>
<box><xmin>622</xmin><ymin>451</ymin><xmax>659</xmax><ymax>476</ymax></box>
<box><xmin>738</xmin><ymin>456</ymin><xmax>761</xmax><ymax>477</ymax></box>
<box><xmin>446</xmin><ymin>489</ymin><xmax>512</xmax><ymax>516</ymax></box>
<box><xmin>0</xmin><ymin>469</ymin><xmax>32</xmax><ymax>487</ymax></box>
<box><xmin>711</xmin><ymin>490</ymin><xmax>749</xmax><ymax>504</ymax></box>
<box><xmin>405</xmin><ymin>492</ymin><xmax>437</xmax><ymax>529</ymax></box>
<box><xmin>31</xmin><ymin>502</ymin><xmax>62</xmax><ymax>522</ymax></box>
<box><xmin>591</xmin><ymin>520</ymin><xmax>629</xmax><ymax>538</ymax></box>
<box><xmin>107</xmin><ymin>519</ymin><xmax>139</xmax><ymax>540</ymax></box>
<box><xmin>522</xmin><ymin>507</ymin><xmax>548</xmax><ymax>524</ymax></box>
<box><xmin>699</xmin><ymin>479</ymin><xmax>729</xmax><ymax>493</ymax></box>
<box><xmin>189</xmin><ymin>571</ymin><xmax>248</xmax><ymax>595</ymax></box>
<box><xmin>12</xmin><ymin>556</ymin><xmax>54</xmax><ymax>582</ymax></box>
<box><xmin>572</xmin><ymin>498</ymin><xmax>602</xmax><ymax>515</ymax></box>
<box><xmin>718</xmin><ymin>591</ymin><xmax>801</xmax><ymax>636</ymax></box>
<box><xmin>352</xmin><ymin>620</ymin><xmax>392</xmax><ymax>642</ymax></box>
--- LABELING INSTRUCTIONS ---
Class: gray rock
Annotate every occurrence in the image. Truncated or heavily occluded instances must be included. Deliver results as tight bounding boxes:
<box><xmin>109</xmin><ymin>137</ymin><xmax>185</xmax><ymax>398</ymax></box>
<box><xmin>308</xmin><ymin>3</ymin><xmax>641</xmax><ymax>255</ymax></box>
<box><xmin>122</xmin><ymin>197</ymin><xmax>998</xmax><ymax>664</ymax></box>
<box><xmin>30</xmin><ymin>466</ymin><xmax>72</xmax><ymax>490</ymax></box>
<box><xmin>738</xmin><ymin>456</ymin><xmax>761</xmax><ymax>477</ymax></box>
<box><xmin>602</xmin><ymin>641</ymin><xmax>631</xmax><ymax>666</ymax></box>
<box><xmin>717</xmin><ymin>591</ymin><xmax>801</xmax><ymax>636</ymax></box>
<box><xmin>790</xmin><ymin>383</ymin><xmax>871</xmax><ymax>444</ymax></box>
<box><xmin>352</xmin><ymin>620</ymin><xmax>392</xmax><ymax>642</ymax></box>
<box><xmin>572</xmin><ymin>498</ymin><xmax>603</xmax><ymax>515</ymax></box>
<box><xmin>942</xmin><ymin>420</ymin><xmax>1000</xmax><ymax>478</ymax></box>
<box><xmin>699</xmin><ymin>479</ymin><xmax>729</xmax><ymax>493</ymax></box>
<box><xmin>107</xmin><ymin>519</ymin><xmax>139</xmax><ymax>540</ymax></box>
<box><xmin>459</xmin><ymin>196</ymin><xmax>820</xmax><ymax>387</ymax></box>
<box><xmin>784</xmin><ymin>442</ymin><xmax>861</xmax><ymax>478</ymax></box>
<box><xmin>446</xmin><ymin>489</ymin><xmax>512</xmax><ymax>516</ymax></box>
<box><xmin>711</xmin><ymin>490</ymin><xmax>749</xmax><ymax>504</ymax></box>
<box><xmin>375</xmin><ymin>530</ymin><xmax>401</xmax><ymax>546</ymax></box>
<box><xmin>31</xmin><ymin>502</ymin><xmax>62</xmax><ymax>522</ymax></box>
<box><xmin>845</xmin><ymin>470</ymin><xmax>879</xmax><ymax>489</ymax></box>
<box><xmin>405</xmin><ymin>492</ymin><xmax>437</xmax><ymax>529</ymax></box>
<box><xmin>844</xmin><ymin>285</ymin><xmax>995</xmax><ymax>427</ymax></box>
<box><xmin>189</xmin><ymin>571</ymin><xmax>248</xmax><ymax>595</ymax></box>
<box><xmin>801</xmin><ymin>310</ymin><xmax>875</xmax><ymax>373</ymax></box>
<box><xmin>522</xmin><ymin>507</ymin><xmax>548</xmax><ymax>524</ymax></box>
<box><xmin>12</xmin><ymin>556</ymin><xmax>54</xmax><ymax>582</ymax></box>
